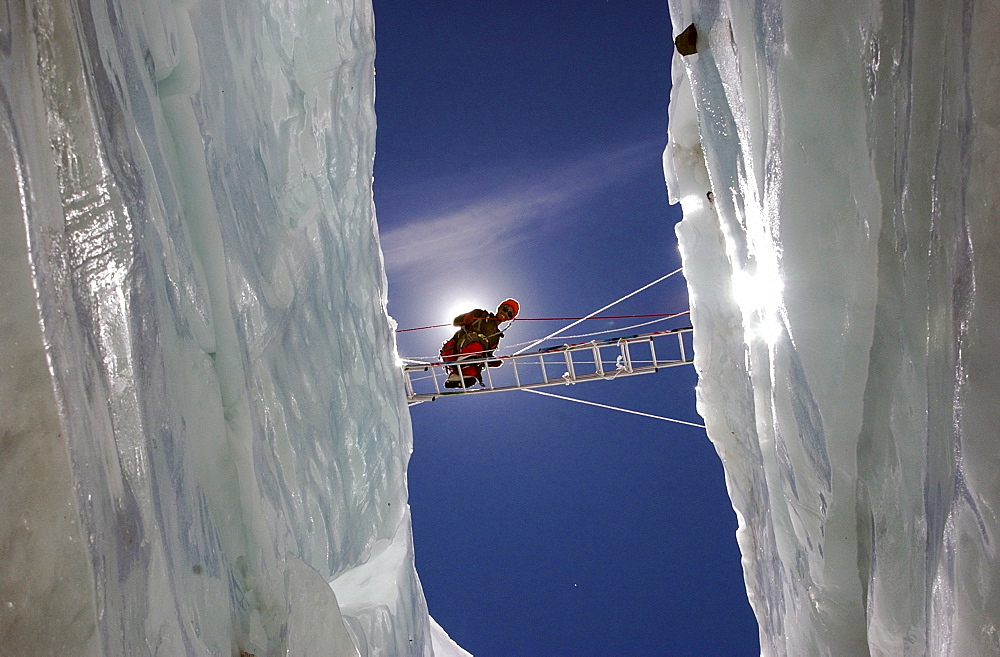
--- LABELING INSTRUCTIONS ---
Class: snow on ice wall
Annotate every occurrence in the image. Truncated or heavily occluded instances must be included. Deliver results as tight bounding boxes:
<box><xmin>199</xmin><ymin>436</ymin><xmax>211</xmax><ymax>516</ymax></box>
<box><xmin>0</xmin><ymin>1</ymin><xmax>441</xmax><ymax>655</ymax></box>
<box><xmin>665</xmin><ymin>0</ymin><xmax>1000</xmax><ymax>654</ymax></box>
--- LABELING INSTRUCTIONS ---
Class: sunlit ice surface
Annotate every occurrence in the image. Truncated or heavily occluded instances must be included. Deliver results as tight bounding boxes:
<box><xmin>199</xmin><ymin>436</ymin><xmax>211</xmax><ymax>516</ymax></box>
<box><xmin>665</xmin><ymin>0</ymin><xmax>1000</xmax><ymax>654</ymax></box>
<box><xmin>731</xmin><ymin>266</ymin><xmax>784</xmax><ymax>348</ymax></box>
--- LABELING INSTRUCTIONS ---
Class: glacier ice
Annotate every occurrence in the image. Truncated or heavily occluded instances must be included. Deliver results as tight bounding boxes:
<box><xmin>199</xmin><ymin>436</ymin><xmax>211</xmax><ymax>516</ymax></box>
<box><xmin>666</xmin><ymin>0</ymin><xmax>1000</xmax><ymax>654</ymax></box>
<box><xmin>6</xmin><ymin>0</ymin><xmax>1000</xmax><ymax>653</ymax></box>
<box><xmin>0</xmin><ymin>0</ymin><xmax>462</xmax><ymax>654</ymax></box>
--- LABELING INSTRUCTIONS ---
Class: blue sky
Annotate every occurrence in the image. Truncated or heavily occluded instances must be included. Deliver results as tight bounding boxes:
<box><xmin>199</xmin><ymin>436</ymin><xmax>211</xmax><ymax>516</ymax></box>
<box><xmin>373</xmin><ymin>3</ymin><xmax>759</xmax><ymax>655</ymax></box>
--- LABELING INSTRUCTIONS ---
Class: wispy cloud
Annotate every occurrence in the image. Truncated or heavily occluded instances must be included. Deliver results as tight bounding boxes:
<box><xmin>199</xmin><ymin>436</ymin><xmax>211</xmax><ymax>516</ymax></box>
<box><xmin>379</xmin><ymin>186</ymin><xmax>565</xmax><ymax>271</ymax></box>
<box><xmin>378</xmin><ymin>138</ymin><xmax>660</xmax><ymax>275</ymax></box>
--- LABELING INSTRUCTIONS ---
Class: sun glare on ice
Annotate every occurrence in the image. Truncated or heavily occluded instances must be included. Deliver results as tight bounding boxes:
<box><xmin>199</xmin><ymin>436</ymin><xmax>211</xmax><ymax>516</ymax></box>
<box><xmin>732</xmin><ymin>266</ymin><xmax>784</xmax><ymax>347</ymax></box>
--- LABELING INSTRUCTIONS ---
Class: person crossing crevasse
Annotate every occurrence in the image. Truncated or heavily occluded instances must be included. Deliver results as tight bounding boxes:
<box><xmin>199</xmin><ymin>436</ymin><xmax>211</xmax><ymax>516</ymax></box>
<box><xmin>440</xmin><ymin>299</ymin><xmax>519</xmax><ymax>389</ymax></box>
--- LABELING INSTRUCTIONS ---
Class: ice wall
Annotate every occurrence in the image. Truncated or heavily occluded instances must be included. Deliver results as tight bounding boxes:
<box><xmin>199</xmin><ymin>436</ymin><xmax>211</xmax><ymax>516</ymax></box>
<box><xmin>665</xmin><ymin>0</ymin><xmax>1000</xmax><ymax>654</ymax></box>
<box><xmin>0</xmin><ymin>1</ymin><xmax>437</xmax><ymax>654</ymax></box>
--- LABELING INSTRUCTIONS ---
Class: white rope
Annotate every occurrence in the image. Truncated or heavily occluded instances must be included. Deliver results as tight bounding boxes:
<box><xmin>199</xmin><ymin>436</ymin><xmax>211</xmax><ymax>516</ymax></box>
<box><xmin>512</xmin><ymin>268</ymin><xmax>684</xmax><ymax>356</ymax></box>
<box><xmin>523</xmin><ymin>388</ymin><xmax>706</xmax><ymax>429</ymax></box>
<box><xmin>501</xmin><ymin>315</ymin><xmax>677</xmax><ymax>352</ymax></box>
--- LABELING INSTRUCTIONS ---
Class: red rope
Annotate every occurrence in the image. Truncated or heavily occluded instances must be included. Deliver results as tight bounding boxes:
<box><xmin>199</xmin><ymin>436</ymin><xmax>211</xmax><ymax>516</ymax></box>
<box><xmin>395</xmin><ymin>310</ymin><xmax>689</xmax><ymax>333</ymax></box>
<box><xmin>395</xmin><ymin>323</ymin><xmax>452</xmax><ymax>333</ymax></box>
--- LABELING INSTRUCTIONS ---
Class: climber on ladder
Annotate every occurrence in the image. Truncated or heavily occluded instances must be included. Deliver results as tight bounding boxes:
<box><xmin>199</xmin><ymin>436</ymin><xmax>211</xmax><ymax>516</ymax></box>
<box><xmin>440</xmin><ymin>298</ymin><xmax>519</xmax><ymax>388</ymax></box>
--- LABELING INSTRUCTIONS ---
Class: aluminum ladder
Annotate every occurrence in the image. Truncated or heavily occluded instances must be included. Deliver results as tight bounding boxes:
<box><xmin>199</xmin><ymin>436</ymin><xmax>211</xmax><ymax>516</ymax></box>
<box><xmin>403</xmin><ymin>326</ymin><xmax>693</xmax><ymax>404</ymax></box>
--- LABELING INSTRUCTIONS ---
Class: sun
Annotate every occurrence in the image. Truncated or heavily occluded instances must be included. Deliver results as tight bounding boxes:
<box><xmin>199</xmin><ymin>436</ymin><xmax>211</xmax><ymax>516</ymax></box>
<box><xmin>435</xmin><ymin>282</ymin><xmax>504</xmax><ymax>332</ymax></box>
<box><xmin>442</xmin><ymin>298</ymin><xmax>485</xmax><ymax>330</ymax></box>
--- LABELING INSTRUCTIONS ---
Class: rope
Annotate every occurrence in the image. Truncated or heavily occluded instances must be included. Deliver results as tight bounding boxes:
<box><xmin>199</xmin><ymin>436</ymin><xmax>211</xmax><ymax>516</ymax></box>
<box><xmin>400</xmin><ymin>315</ymin><xmax>688</xmax><ymax>362</ymax></box>
<box><xmin>522</xmin><ymin>389</ymin><xmax>705</xmax><ymax>428</ymax></box>
<box><xmin>512</xmin><ymin>268</ymin><xmax>684</xmax><ymax>356</ymax></box>
<box><xmin>395</xmin><ymin>311</ymin><xmax>684</xmax><ymax>333</ymax></box>
<box><xmin>516</xmin><ymin>312</ymin><xmax>683</xmax><ymax>322</ymax></box>
<box><xmin>502</xmin><ymin>314</ymin><xmax>683</xmax><ymax>352</ymax></box>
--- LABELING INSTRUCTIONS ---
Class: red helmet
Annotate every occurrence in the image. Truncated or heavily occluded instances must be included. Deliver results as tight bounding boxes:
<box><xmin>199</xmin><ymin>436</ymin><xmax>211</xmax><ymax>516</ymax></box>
<box><xmin>497</xmin><ymin>298</ymin><xmax>519</xmax><ymax>318</ymax></box>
